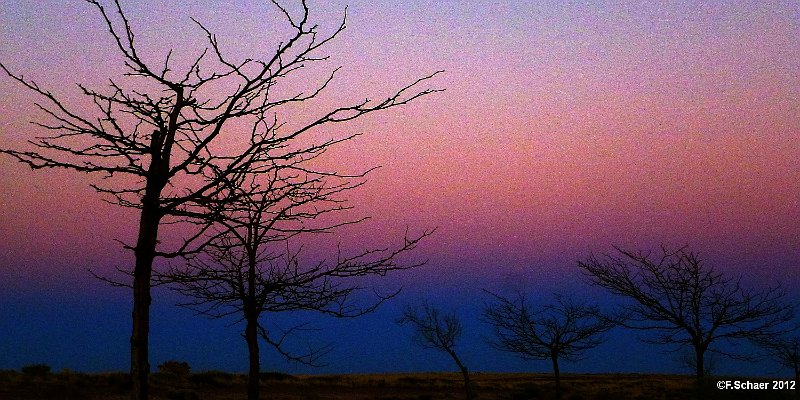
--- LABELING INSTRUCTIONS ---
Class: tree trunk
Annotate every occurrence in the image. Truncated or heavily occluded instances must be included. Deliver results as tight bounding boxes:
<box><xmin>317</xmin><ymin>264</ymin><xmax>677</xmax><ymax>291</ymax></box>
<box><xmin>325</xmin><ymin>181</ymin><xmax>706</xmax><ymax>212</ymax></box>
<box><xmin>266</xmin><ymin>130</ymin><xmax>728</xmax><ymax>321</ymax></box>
<box><xmin>552</xmin><ymin>354</ymin><xmax>561</xmax><ymax>400</ymax></box>
<box><xmin>130</xmin><ymin>198</ymin><xmax>161</xmax><ymax>400</ymax></box>
<box><xmin>448</xmin><ymin>349</ymin><xmax>472</xmax><ymax>400</ymax></box>
<box><xmin>459</xmin><ymin>365</ymin><xmax>473</xmax><ymax>400</ymax></box>
<box><xmin>130</xmin><ymin>144</ymin><xmax>172</xmax><ymax>400</ymax></box>
<box><xmin>245</xmin><ymin>242</ymin><xmax>261</xmax><ymax>400</ymax></box>
<box><xmin>695</xmin><ymin>348</ymin><xmax>705</xmax><ymax>379</ymax></box>
<box><xmin>245</xmin><ymin>317</ymin><xmax>261</xmax><ymax>400</ymax></box>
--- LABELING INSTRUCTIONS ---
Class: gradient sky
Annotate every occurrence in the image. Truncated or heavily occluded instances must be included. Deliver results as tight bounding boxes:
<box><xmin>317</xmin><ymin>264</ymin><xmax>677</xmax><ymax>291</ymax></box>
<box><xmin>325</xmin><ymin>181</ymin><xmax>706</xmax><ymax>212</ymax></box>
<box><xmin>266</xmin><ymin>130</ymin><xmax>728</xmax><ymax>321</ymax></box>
<box><xmin>1</xmin><ymin>0</ymin><xmax>799</xmax><ymax>376</ymax></box>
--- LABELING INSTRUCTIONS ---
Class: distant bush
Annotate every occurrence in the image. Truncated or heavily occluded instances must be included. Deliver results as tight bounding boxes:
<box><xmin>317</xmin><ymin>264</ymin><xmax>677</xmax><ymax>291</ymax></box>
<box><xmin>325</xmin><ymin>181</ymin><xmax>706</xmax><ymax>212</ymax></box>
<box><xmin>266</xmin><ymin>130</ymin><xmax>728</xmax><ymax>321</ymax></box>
<box><xmin>105</xmin><ymin>372</ymin><xmax>132</xmax><ymax>393</ymax></box>
<box><xmin>0</xmin><ymin>369</ymin><xmax>20</xmax><ymax>385</ymax></box>
<box><xmin>21</xmin><ymin>364</ymin><xmax>51</xmax><ymax>377</ymax></box>
<box><xmin>191</xmin><ymin>370</ymin><xmax>234</xmax><ymax>386</ymax></box>
<box><xmin>311</xmin><ymin>375</ymin><xmax>346</xmax><ymax>384</ymax></box>
<box><xmin>157</xmin><ymin>360</ymin><xmax>191</xmax><ymax>376</ymax></box>
<box><xmin>399</xmin><ymin>376</ymin><xmax>424</xmax><ymax>386</ymax></box>
<box><xmin>259</xmin><ymin>371</ymin><xmax>296</xmax><ymax>381</ymax></box>
<box><xmin>370</xmin><ymin>377</ymin><xmax>388</xmax><ymax>387</ymax></box>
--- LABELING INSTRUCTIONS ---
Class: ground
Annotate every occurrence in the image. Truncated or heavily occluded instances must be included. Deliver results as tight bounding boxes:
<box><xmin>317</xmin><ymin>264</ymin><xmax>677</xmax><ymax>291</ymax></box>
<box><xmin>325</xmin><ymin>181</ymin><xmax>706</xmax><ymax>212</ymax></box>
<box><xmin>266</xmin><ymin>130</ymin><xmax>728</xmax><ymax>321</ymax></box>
<box><xmin>0</xmin><ymin>370</ymin><xmax>796</xmax><ymax>399</ymax></box>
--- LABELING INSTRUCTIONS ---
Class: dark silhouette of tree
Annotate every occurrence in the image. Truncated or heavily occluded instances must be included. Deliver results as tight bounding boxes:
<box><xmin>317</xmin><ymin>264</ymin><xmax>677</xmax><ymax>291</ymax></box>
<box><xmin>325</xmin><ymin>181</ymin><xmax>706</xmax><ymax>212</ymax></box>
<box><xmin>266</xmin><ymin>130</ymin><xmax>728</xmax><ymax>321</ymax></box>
<box><xmin>0</xmin><ymin>1</ymin><xmax>441</xmax><ymax>399</ymax></box>
<box><xmin>578</xmin><ymin>246</ymin><xmax>794</xmax><ymax>379</ymax></box>
<box><xmin>483</xmin><ymin>292</ymin><xmax>614</xmax><ymax>399</ymax></box>
<box><xmin>161</xmin><ymin>168</ymin><xmax>432</xmax><ymax>400</ymax></box>
<box><xmin>755</xmin><ymin>333</ymin><xmax>800</xmax><ymax>396</ymax></box>
<box><xmin>397</xmin><ymin>303</ymin><xmax>474</xmax><ymax>400</ymax></box>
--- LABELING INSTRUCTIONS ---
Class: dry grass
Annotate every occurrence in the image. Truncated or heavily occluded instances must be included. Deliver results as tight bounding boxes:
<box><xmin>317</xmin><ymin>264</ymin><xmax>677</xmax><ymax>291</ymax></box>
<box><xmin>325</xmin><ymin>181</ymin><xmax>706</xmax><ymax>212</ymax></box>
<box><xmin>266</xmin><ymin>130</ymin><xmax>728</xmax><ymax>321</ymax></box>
<box><xmin>0</xmin><ymin>369</ymin><xmax>796</xmax><ymax>399</ymax></box>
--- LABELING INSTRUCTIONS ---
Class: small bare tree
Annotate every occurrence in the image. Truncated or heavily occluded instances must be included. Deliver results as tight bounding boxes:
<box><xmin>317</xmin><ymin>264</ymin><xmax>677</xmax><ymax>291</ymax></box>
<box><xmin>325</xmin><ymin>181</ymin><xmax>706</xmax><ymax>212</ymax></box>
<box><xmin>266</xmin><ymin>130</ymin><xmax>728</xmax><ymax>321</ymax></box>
<box><xmin>483</xmin><ymin>292</ymin><xmax>614</xmax><ymax>399</ymax></box>
<box><xmin>0</xmin><ymin>1</ymin><xmax>441</xmax><ymax>399</ymax></box>
<box><xmin>162</xmin><ymin>165</ymin><xmax>432</xmax><ymax>400</ymax></box>
<box><xmin>578</xmin><ymin>246</ymin><xmax>794</xmax><ymax>379</ymax></box>
<box><xmin>397</xmin><ymin>303</ymin><xmax>473</xmax><ymax>400</ymax></box>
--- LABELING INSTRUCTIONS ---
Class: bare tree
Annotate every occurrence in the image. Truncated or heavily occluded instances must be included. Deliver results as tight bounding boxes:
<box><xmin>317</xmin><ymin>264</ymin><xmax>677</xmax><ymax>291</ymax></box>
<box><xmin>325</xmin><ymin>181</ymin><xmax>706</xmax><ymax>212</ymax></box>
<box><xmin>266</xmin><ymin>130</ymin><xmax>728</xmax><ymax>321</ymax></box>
<box><xmin>397</xmin><ymin>303</ymin><xmax>473</xmax><ymax>400</ymax></box>
<box><xmin>162</xmin><ymin>168</ymin><xmax>432</xmax><ymax>400</ymax></box>
<box><xmin>483</xmin><ymin>292</ymin><xmax>614</xmax><ymax>399</ymax></box>
<box><xmin>578</xmin><ymin>246</ymin><xmax>794</xmax><ymax>379</ymax></box>
<box><xmin>0</xmin><ymin>1</ymin><xmax>441</xmax><ymax>399</ymax></box>
<box><xmin>755</xmin><ymin>334</ymin><xmax>800</xmax><ymax>395</ymax></box>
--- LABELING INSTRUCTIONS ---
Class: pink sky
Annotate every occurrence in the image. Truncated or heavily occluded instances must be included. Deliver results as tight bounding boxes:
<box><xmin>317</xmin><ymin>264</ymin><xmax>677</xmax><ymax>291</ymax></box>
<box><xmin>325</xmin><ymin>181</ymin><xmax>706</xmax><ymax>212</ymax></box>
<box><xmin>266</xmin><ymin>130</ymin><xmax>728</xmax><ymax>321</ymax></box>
<box><xmin>1</xmin><ymin>0</ymin><xmax>799</xmax><ymax>287</ymax></box>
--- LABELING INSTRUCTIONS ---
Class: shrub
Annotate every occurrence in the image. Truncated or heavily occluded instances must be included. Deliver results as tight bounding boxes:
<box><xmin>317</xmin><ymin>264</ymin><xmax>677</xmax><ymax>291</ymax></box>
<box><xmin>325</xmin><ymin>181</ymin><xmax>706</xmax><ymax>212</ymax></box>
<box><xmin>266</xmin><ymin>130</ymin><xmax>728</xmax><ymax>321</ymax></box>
<box><xmin>105</xmin><ymin>372</ymin><xmax>132</xmax><ymax>393</ymax></box>
<box><xmin>0</xmin><ymin>369</ymin><xmax>20</xmax><ymax>385</ymax></box>
<box><xmin>21</xmin><ymin>364</ymin><xmax>51</xmax><ymax>377</ymax></box>
<box><xmin>192</xmin><ymin>370</ymin><xmax>234</xmax><ymax>386</ymax></box>
<box><xmin>259</xmin><ymin>371</ymin><xmax>295</xmax><ymax>381</ymax></box>
<box><xmin>157</xmin><ymin>360</ymin><xmax>191</xmax><ymax>376</ymax></box>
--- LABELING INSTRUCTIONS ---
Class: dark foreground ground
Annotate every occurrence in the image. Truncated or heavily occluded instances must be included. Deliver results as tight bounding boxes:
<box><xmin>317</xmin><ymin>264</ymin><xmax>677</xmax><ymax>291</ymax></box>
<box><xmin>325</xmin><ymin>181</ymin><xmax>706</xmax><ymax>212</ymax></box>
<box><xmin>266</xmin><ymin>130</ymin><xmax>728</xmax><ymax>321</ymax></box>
<box><xmin>1</xmin><ymin>370</ymin><xmax>797</xmax><ymax>400</ymax></box>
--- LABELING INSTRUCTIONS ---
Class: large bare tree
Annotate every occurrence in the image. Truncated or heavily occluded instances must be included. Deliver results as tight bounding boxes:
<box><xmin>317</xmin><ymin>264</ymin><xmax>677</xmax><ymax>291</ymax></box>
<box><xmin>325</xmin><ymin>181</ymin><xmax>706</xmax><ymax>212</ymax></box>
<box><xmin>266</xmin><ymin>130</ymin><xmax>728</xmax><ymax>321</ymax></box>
<box><xmin>483</xmin><ymin>292</ymin><xmax>614</xmax><ymax>399</ymax></box>
<box><xmin>397</xmin><ymin>303</ymin><xmax>473</xmax><ymax>400</ymax></box>
<box><xmin>578</xmin><ymin>246</ymin><xmax>794</xmax><ymax>378</ymax></box>
<box><xmin>163</xmin><ymin>168</ymin><xmax>432</xmax><ymax>400</ymax></box>
<box><xmin>0</xmin><ymin>1</ymin><xmax>441</xmax><ymax>399</ymax></box>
